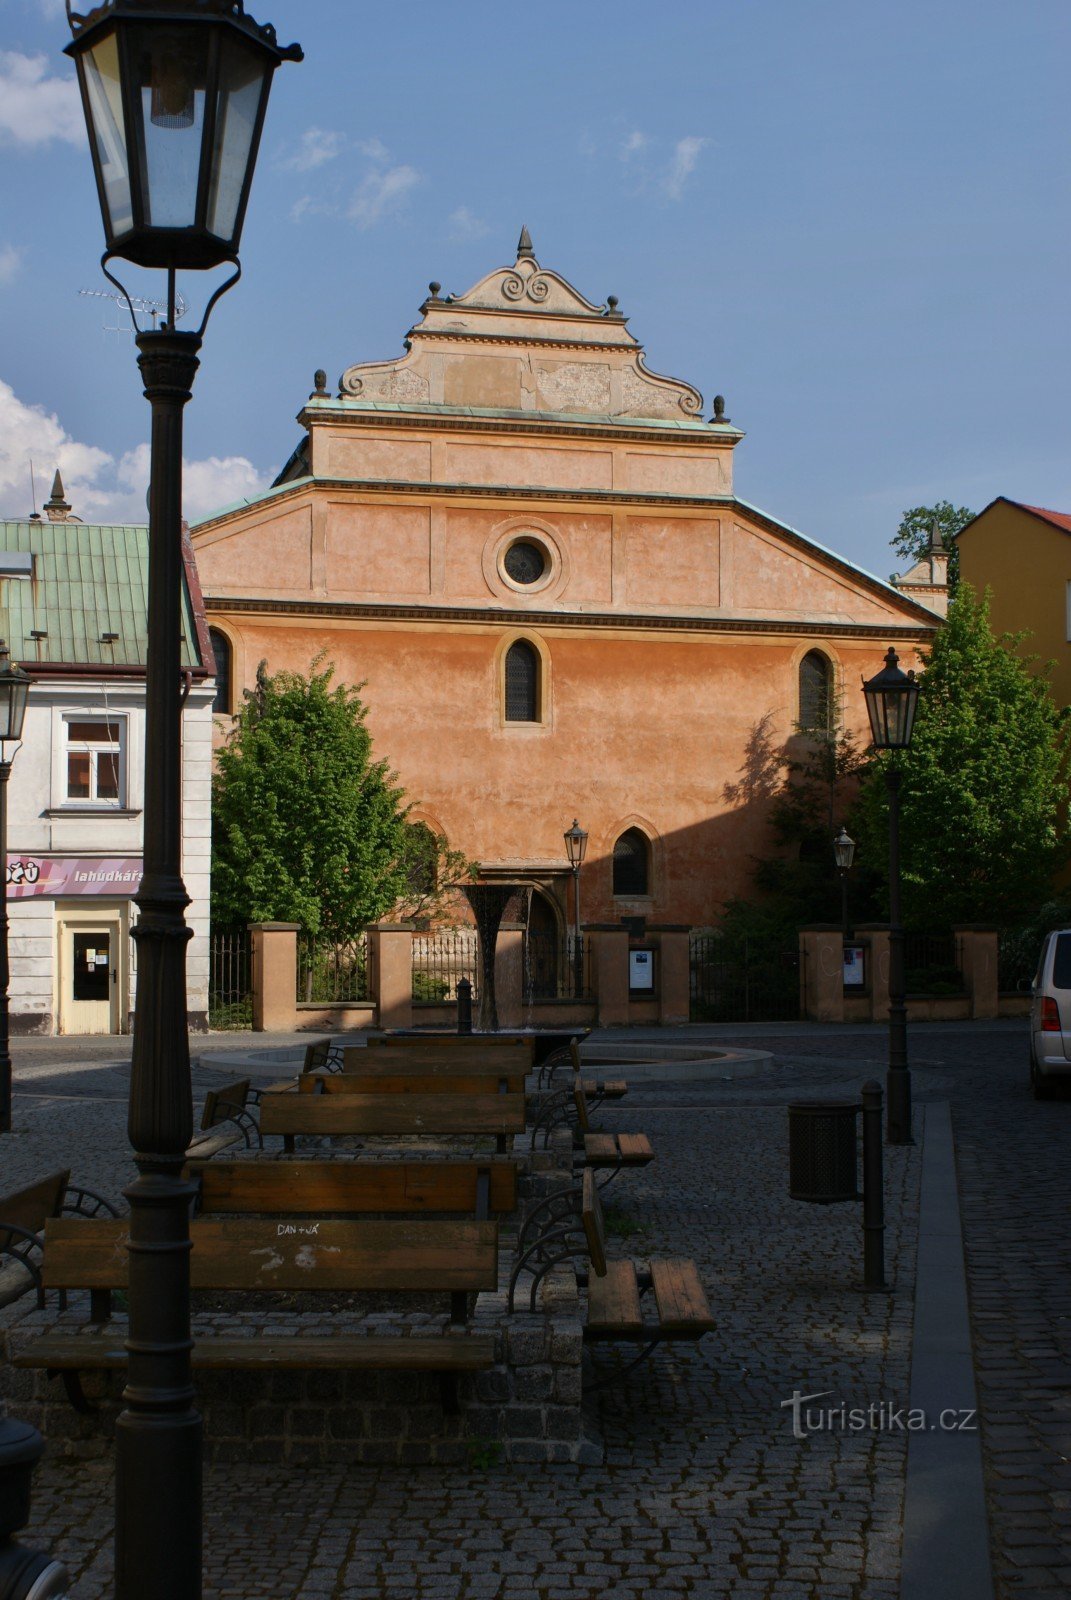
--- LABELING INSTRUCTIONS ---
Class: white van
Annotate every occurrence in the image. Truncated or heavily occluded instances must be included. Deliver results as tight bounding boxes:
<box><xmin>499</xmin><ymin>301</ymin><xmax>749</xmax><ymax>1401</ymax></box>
<box><xmin>1029</xmin><ymin>929</ymin><xmax>1071</xmax><ymax>1098</ymax></box>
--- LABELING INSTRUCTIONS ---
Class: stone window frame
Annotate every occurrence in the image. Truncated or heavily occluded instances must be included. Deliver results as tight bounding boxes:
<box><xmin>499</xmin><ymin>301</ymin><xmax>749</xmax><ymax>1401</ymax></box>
<box><xmin>796</xmin><ymin>646</ymin><xmax>837</xmax><ymax>735</ymax></box>
<box><xmin>483</xmin><ymin>516</ymin><xmax>570</xmax><ymax>603</ymax></box>
<box><xmin>208</xmin><ymin>626</ymin><xmax>234</xmax><ymax>717</ymax></box>
<box><xmin>495</xmin><ymin>630</ymin><xmax>552</xmax><ymax>733</ymax></box>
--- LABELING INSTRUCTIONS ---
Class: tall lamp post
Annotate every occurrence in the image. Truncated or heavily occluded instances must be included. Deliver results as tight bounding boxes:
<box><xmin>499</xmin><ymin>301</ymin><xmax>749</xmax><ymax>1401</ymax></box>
<box><xmin>833</xmin><ymin>825</ymin><xmax>855</xmax><ymax>941</ymax></box>
<box><xmin>862</xmin><ymin>647</ymin><xmax>920</xmax><ymax>1146</ymax></box>
<box><xmin>64</xmin><ymin>7</ymin><xmax>301</xmax><ymax>1599</ymax></box>
<box><xmin>0</xmin><ymin>642</ymin><xmax>32</xmax><ymax>1137</ymax></box>
<box><xmin>564</xmin><ymin>820</ymin><xmax>588</xmax><ymax>999</ymax></box>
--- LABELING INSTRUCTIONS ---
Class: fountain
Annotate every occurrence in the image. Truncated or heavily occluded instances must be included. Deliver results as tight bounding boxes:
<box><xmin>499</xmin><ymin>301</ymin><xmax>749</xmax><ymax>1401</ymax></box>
<box><xmin>461</xmin><ymin>883</ymin><xmax>530</xmax><ymax>1031</ymax></box>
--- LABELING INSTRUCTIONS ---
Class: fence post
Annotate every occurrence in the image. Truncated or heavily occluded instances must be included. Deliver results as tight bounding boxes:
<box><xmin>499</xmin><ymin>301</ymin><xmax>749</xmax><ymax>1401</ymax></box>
<box><xmin>798</xmin><ymin>926</ymin><xmax>845</xmax><ymax>1022</ymax></box>
<box><xmin>657</xmin><ymin>929</ymin><xmax>691</xmax><ymax>1024</ymax></box>
<box><xmin>370</xmin><ymin>922</ymin><xmax>414</xmax><ymax>1031</ymax></box>
<box><xmin>248</xmin><ymin>922</ymin><xmax>300</xmax><ymax>1032</ymax></box>
<box><xmin>592</xmin><ymin>928</ymin><xmax>629</xmax><ymax>1026</ymax></box>
<box><xmin>953</xmin><ymin>925</ymin><xmax>998</xmax><ymax>1019</ymax></box>
<box><xmin>495</xmin><ymin>923</ymin><xmax>525</xmax><ymax>1030</ymax></box>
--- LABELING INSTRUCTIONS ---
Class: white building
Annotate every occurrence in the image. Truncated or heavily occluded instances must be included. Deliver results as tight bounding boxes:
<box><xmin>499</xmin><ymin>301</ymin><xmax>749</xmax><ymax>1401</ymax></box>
<box><xmin>1</xmin><ymin>477</ymin><xmax>215</xmax><ymax>1034</ymax></box>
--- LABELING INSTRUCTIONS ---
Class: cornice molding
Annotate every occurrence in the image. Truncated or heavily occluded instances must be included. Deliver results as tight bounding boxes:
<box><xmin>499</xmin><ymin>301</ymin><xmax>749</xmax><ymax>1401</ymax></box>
<box><xmin>204</xmin><ymin>594</ymin><xmax>937</xmax><ymax>642</ymax></box>
<box><xmin>298</xmin><ymin>408</ymin><xmax>736</xmax><ymax>449</ymax></box>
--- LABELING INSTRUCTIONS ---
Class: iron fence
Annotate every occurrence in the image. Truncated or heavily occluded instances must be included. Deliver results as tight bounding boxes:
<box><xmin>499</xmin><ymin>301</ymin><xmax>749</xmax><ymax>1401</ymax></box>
<box><xmin>689</xmin><ymin>935</ymin><xmax>802</xmax><ymax>1023</ymax></box>
<box><xmin>411</xmin><ymin>931</ymin><xmax>479</xmax><ymax>1004</ymax></box>
<box><xmin>208</xmin><ymin>927</ymin><xmax>251</xmax><ymax>1030</ymax></box>
<box><xmin>297</xmin><ymin>932</ymin><xmax>371</xmax><ymax>1004</ymax></box>
<box><xmin>524</xmin><ymin>932</ymin><xmax>592</xmax><ymax>1002</ymax></box>
<box><xmin>903</xmin><ymin>931</ymin><xmax>964</xmax><ymax>996</ymax></box>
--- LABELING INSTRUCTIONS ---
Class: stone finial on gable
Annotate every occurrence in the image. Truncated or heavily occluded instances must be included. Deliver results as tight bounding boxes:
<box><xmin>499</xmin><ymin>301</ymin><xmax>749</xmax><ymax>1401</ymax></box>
<box><xmin>516</xmin><ymin>225</ymin><xmax>535</xmax><ymax>261</ymax></box>
<box><xmin>44</xmin><ymin>469</ymin><xmax>72</xmax><ymax>522</ymax></box>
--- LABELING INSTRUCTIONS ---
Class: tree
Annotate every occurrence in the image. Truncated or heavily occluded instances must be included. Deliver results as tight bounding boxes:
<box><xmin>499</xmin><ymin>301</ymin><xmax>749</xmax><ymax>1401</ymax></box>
<box><xmin>212</xmin><ymin>657</ymin><xmax>413</xmax><ymax>937</ymax></box>
<box><xmin>395</xmin><ymin>821</ymin><xmax>477</xmax><ymax>926</ymax></box>
<box><xmin>891</xmin><ymin>501</ymin><xmax>974</xmax><ymax>591</ymax></box>
<box><xmin>851</xmin><ymin>586</ymin><xmax>1070</xmax><ymax>929</ymax></box>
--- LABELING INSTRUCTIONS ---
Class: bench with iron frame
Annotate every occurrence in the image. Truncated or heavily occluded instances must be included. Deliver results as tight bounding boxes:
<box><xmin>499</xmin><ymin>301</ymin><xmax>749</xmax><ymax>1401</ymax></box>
<box><xmin>360</xmin><ymin>1037</ymin><xmax>627</xmax><ymax>1105</ymax></box>
<box><xmin>0</xmin><ymin>1170</ymin><xmax>119</xmax><ymax>1311</ymax></box>
<box><xmin>15</xmin><ymin>1211</ymin><xmax>500</xmax><ymax>1412</ymax></box>
<box><xmin>535</xmin><ymin>1038</ymin><xmax>628</xmax><ymax>1102</ymax></box>
<box><xmin>530</xmin><ymin>1073</ymin><xmax>654</xmax><ymax>1183</ymax></box>
<box><xmin>259</xmin><ymin>1081</ymin><xmax>527</xmax><ymax>1155</ymax></box>
<box><xmin>508</xmin><ymin>1167</ymin><xmax>714</xmax><ymax>1390</ymax></box>
<box><xmin>186</xmin><ymin>1078</ymin><xmax>261</xmax><ymax>1160</ymax></box>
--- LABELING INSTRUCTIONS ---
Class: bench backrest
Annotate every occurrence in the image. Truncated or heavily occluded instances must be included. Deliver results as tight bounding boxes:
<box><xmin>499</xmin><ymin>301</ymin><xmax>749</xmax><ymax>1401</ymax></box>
<box><xmin>0</xmin><ymin>1170</ymin><xmax>69</xmax><ymax>1235</ymax></box>
<box><xmin>581</xmin><ymin>1167</ymin><xmax>607</xmax><ymax>1277</ymax></box>
<box><xmin>301</xmin><ymin>1039</ymin><xmax>343</xmax><ymax>1074</ymax></box>
<box><xmin>259</xmin><ymin>1090</ymin><xmax>526</xmax><ymax>1139</ymax></box>
<box><xmin>305</xmin><ymin>1066</ymin><xmax>526</xmax><ymax>1095</ymax></box>
<box><xmin>571</xmin><ymin>1075</ymin><xmax>592</xmax><ymax>1134</ymax></box>
<box><xmin>361</xmin><ymin>1040</ymin><xmax>532</xmax><ymax>1069</ymax></box>
<box><xmin>42</xmin><ymin>1216</ymin><xmax>498</xmax><ymax>1294</ymax></box>
<box><xmin>201</xmin><ymin>1079</ymin><xmax>250</xmax><ymax>1132</ymax></box>
<box><xmin>198</xmin><ymin>1160</ymin><xmax>517</xmax><ymax>1217</ymax></box>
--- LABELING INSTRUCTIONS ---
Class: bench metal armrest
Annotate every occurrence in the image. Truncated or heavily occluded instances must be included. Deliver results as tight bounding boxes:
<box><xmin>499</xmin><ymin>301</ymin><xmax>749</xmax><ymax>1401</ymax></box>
<box><xmin>509</xmin><ymin>1186</ymin><xmax>585</xmax><ymax>1313</ymax></box>
<box><xmin>210</xmin><ymin>1106</ymin><xmax>263</xmax><ymax>1149</ymax></box>
<box><xmin>529</xmin><ymin>1088</ymin><xmax>576</xmax><ymax>1149</ymax></box>
<box><xmin>0</xmin><ymin>1223</ymin><xmax>47</xmax><ymax>1308</ymax></box>
<box><xmin>63</xmin><ymin>1184</ymin><xmax>121</xmax><ymax>1219</ymax></box>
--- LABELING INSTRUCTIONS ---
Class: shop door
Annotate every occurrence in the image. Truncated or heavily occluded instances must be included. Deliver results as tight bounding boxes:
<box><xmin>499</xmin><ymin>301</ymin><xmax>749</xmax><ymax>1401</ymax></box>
<box><xmin>60</xmin><ymin>921</ymin><xmax>120</xmax><ymax>1034</ymax></box>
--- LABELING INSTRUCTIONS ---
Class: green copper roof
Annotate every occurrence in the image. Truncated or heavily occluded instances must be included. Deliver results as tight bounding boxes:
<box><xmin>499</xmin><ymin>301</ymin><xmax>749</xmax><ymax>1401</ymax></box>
<box><xmin>0</xmin><ymin>521</ymin><xmax>200</xmax><ymax>669</ymax></box>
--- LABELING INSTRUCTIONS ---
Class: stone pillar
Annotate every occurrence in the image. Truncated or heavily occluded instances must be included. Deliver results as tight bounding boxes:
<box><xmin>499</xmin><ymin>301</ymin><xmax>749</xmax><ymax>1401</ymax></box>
<box><xmin>798</xmin><ymin>927</ymin><xmax>845</xmax><ymax>1022</ymax></box>
<box><xmin>954</xmin><ymin>926</ymin><xmax>999</xmax><ymax>1019</ymax></box>
<box><xmin>495</xmin><ymin>924</ymin><xmax>525</xmax><ymax>1031</ymax></box>
<box><xmin>592</xmin><ymin>928</ymin><xmax>629</xmax><ymax>1027</ymax></box>
<box><xmin>857</xmin><ymin>924</ymin><xmax>890</xmax><ymax>1022</ymax></box>
<box><xmin>658</xmin><ymin>930</ymin><xmax>691</xmax><ymax>1025</ymax></box>
<box><xmin>369</xmin><ymin>922</ymin><xmax>414</xmax><ymax>1031</ymax></box>
<box><xmin>249</xmin><ymin>922</ymin><xmax>299</xmax><ymax>1032</ymax></box>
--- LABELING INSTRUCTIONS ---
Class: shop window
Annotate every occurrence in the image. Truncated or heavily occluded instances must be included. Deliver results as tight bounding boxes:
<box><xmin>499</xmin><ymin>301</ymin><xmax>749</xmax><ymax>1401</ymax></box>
<box><xmin>65</xmin><ymin>719</ymin><xmax>123</xmax><ymax>806</ymax></box>
<box><xmin>613</xmin><ymin>829</ymin><xmax>650</xmax><ymax>896</ymax></box>
<box><xmin>799</xmin><ymin>650</ymin><xmax>833</xmax><ymax>732</ymax></box>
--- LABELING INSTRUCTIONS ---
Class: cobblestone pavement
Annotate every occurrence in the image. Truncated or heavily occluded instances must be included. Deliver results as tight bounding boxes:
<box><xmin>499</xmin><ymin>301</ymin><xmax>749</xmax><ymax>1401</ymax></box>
<box><xmin>4</xmin><ymin>1021</ymin><xmax>1059</xmax><ymax>1597</ymax></box>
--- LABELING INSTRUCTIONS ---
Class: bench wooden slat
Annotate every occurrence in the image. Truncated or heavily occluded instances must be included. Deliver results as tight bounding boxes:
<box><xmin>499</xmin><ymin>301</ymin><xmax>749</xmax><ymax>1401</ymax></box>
<box><xmin>579</xmin><ymin>1079</ymin><xmax>628</xmax><ymax>1100</ymax></box>
<box><xmin>201</xmin><ymin>1079</ymin><xmax>250</xmax><ymax>1132</ymax></box>
<box><xmin>615</xmin><ymin>1134</ymin><xmax>655</xmax><ymax>1165</ymax></box>
<box><xmin>260</xmin><ymin>1091</ymin><xmax>525</xmax><ymax>1138</ymax></box>
<box><xmin>650</xmin><ymin>1259</ymin><xmax>716</xmax><ymax>1336</ymax></box>
<box><xmin>367</xmin><ymin>1035</ymin><xmax>531</xmax><ymax>1054</ymax></box>
<box><xmin>305</xmin><ymin>1070</ymin><xmax>526</xmax><ymax>1095</ymax></box>
<box><xmin>581</xmin><ymin>1167</ymin><xmax>606</xmax><ymax>1275</ymax></box>
<box><xmin>1</xmin><ymin>1170</ymin><xmax>69</xmax><ymax>1235</ymax></box>
<box><xmin>585</xmin><ymin>1260</ymin><xmax>645</xmax><ymax>1338</ymax></box>
<box><xmin>198</xmin><ymin>1160</ymin><xmax>517</xmax><ymax>1217</ymax></box>
<box><xmin>13</xmin><ymin>1333</ymin><xmax>497</xmax><ymax>1373</ymax></box>
<box><xmin>582</xmin><ymin>1134</ymin><xmax>618</xmax><ymax>1164</ymax></box>
<box><xmin>185</xmin><ymin>1131</ymin><xmax>242</xmax><ymax>1162</ymax></box>
<box><xmin>582</xmin><ymin>1133</ymin><xmax>655</xmax><ymax>1168</ymax></box>
<box><xmin>42</xmin><ymin>1217</ymin><xmax>498</xmax><ymax>1294</ymax></box>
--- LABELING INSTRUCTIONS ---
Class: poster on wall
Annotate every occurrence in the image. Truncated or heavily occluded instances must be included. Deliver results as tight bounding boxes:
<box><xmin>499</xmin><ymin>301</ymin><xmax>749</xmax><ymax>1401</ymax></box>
<box><xmin>843</xmin><ymin>943</ymin><xmax>866</xmax><ymax>988</ymax></box>
<box><xmin>5</xmin><ymin>857</ymin><xmax>143</xmax><ymax>899</ymax></box>
<box><xmin>629</xmin><ymin>948</ymin><xmax>655</xmax><ymax>992</ymax></box>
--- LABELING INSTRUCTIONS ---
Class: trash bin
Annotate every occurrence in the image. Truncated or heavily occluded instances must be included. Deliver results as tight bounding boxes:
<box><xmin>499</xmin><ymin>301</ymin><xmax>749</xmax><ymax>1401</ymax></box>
<box><xmin>788</xmin><ymin>1101</ymin><xmax>859</xmax><ymax>1203</ymax></box>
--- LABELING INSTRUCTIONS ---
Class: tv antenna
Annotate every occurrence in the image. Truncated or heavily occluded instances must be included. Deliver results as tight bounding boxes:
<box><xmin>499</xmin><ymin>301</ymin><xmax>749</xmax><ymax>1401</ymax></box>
<box><xmin>78</xmin><ymin>286</ymin><xmax>189</xmax><ymax>339</ymax></box>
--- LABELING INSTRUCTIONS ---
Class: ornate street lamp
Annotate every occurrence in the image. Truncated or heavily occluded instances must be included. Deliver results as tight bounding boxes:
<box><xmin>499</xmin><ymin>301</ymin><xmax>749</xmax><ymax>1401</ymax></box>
<box><xmin>564</xmin><ymin>820</ymin><xmax>588</xmax><ymax>999</ymax></box>
<box><xmin>64</xmin><ymin>7</ymin><xmax>301</xmax><ymax>1599</ymax></box>
<box><xmin>833</xmin><ymin>825</ymin><xmax>855</xmax><ymax>942</ymax></box>
<box><xmin>862</xmin><ymin>647</ymin><xmax>920</xmax><ymax>1146</ymax></box>
<box><xmin>0</xmin><ymin>642</ymin><xmax>32</xmax><ymax>1137</ymax></box>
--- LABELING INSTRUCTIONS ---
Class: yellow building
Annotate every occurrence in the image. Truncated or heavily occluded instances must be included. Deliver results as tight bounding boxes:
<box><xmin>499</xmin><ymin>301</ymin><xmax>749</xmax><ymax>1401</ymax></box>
<box><xmin>956</xmin><ymin>498</ymin><xmax>1071</xmax><ymax>704</ymax></box>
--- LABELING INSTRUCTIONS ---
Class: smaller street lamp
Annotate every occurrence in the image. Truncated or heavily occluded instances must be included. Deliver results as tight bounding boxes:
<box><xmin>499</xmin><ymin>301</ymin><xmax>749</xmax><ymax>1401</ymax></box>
<box><xmin>862</xmin><ymin>646</ymin><xmax>920</xmax><ymax>1146</ymax></box>
<box><xmin>564</xmin><ymin>820</ymin><xmax>588</xmax><ymax>999</ymax></box>
<box><xmin>833</xmin><ymin>825</ymin><xmax>855</xmax><ymax>941</ymax></box>
<box><xmin>0</xmin><ymin>641</ymin><xmax>32</xmax><ymax>1137</ymax></box>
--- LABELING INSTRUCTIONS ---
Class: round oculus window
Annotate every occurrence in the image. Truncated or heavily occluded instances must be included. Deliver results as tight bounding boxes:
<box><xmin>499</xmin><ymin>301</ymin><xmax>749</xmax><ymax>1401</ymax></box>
<box><xmin>503</xmin><ymin>540</ymin><xmax>547</xmax><ymax>585</ymax></box>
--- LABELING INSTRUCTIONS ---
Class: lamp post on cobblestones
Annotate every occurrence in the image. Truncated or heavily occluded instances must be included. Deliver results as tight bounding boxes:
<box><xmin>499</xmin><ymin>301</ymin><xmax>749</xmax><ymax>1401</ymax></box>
<box><xmin>0</xmin><ymin>643</ymin><xmax>32</xmax><ymax>1137</ymax></box>
<box><xmin>862</xmin><ymin>647</ymin><xmax>920</xmax><ymax>1146</ymax></box>
<box><xmin>833</xmin><ymin>825</ymin><xmax>855</xmax><ymax>941</ymax></box>
<box><xmin>564</xmin><ymin>820</ymin><xmax>588</xmax><ymax>999</ymax></box>
<box><xmin>64</xmin><ymin>6</ymin><xmax>301</xmax><ymax>1598</ymax></box>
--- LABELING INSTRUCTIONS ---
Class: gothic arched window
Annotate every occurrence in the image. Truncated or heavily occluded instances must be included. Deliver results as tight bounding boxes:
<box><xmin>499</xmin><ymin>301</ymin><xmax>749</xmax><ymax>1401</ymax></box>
<box><xmin>613</xmin><ymin>829</ymin><xmax>650</xmax><ymax>896</ymax></box>
<box><xmin>504</xmin><ymin>639</ymin><xmax>539</xmax><ymax>722</ymax></box>
<box><xmin>209</xmin><ymin>628</ymin><xmax>232</xmax><ymax>715</ymax></box>
<box><xmin>799</xmin><ymin>650</ymin><xmax>833</xmax><ymax>732</ymax></box>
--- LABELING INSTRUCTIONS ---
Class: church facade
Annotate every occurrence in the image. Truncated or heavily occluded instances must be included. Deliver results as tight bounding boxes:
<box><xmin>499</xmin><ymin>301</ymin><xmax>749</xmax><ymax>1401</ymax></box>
<box><xmin>191</xmin><ymin>233</ymin><xmax>940</xmax><ymax>938</ymax></box>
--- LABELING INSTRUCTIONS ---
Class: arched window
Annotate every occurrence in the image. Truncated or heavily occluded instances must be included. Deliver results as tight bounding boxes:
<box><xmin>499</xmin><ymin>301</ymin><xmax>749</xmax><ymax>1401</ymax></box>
<box><xmin>504</xmin><ymin>639</ymin><xmax>539</xmax><ymax>722</ymax></box>
<box><xmin>799</xmin><ymin>650</ymin><xmax>833</xmax><ymax>732</ymax></box>
<box><xmin>613</xmin><ymin>829</ymin><xmax>650</xmax><ymax>896</ymax></box>
<box><xmin>209</xmin><ymin>628</ymin><xmax>232</xmax><ymax>715</ymax></box>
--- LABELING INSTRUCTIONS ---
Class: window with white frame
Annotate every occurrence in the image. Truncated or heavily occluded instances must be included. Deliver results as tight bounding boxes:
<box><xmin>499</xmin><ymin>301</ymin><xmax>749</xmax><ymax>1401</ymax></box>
<box><xmin>65</xmin><ymin>719</ymin><xmax>123</xmax><ymax>805</ymax></box>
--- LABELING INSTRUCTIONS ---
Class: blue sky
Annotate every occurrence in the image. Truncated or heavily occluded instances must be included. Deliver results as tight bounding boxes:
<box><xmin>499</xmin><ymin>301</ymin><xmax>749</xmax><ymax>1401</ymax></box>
<box><xmin>1</xmin><ymin>0</ymin><xmax>1069</xmax><ymax>581</ymax></box>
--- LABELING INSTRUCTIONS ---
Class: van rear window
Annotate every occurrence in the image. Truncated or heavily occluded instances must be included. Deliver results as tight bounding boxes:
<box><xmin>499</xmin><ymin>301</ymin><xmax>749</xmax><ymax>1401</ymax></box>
<box><xmin>1053</xmin><ymin>934</ymin><xmax>1071</xmax><ymax>990</ymax></box>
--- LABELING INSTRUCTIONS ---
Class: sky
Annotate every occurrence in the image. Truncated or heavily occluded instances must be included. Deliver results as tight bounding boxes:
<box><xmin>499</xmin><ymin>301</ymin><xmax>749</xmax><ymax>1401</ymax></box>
<box><xmin>0</xmin><ymin>0</ymin><xmax>1069</xmax><ymax>582</ymax></box>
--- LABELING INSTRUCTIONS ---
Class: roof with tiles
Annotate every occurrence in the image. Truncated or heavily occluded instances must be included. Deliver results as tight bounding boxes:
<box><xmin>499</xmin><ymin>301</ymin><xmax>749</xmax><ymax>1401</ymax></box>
<box><xmin>0</xmin><ymin>517</ymin><xmax>208</xmax><ymax>674</ymax></box>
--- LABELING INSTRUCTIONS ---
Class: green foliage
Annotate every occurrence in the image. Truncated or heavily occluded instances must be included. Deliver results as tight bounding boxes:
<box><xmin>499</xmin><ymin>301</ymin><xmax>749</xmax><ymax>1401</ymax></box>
<box><xmin>852</xmin><ymin>586</ymin><xmax>1070</xmax><ymax>929</ymax></box>
<box><xmin>211</xmin><ymin>657</ymin><xmax>412</xmax><ymax>938</ymax></box>
<box><xmin>998</xmin><ymin>900</ymin><xmax>1071</xmax><ymax>990</ymax></box>
<box><xmin>395</xmin><ymin>821</ymin><xmax>478</xmax><ymax>927</ymax></box>
<box><xmin>892</xmin><ymin>501</ymin><xmax>973</xmax><ymax>590</ymax></box>
<box><xmin>412</xmin><ymin>971</ymin><xmax>450</xmax><ymax>1003</ymax></box>
<box><xmin>466</xmin><ymin>1437</ymin><xmax>503</xmax><ymax>1470</ymax></box>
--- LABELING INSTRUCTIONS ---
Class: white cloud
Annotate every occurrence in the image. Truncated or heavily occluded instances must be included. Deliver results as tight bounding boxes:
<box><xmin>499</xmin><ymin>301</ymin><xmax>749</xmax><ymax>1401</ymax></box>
<box><xmin>348</xmin><ymin>151</ymin><xmax>421</xmax><ymax>229</ymax></box>
<box><xmin>0</xmin><ymin>51</ymin><xmax>84</xmax><ymax>147</ymax></box>
<box><xmin>0</xmin><ymin>378</ymin><xmax>267</xmax><ymax>525</ymax></box>
<box><xmin>663</xmin><ymin>135</ymin><xmax>708</xmax><ymax>201</ymax></box>
<box><xmin>448</xmin><ymin>206</ymin><xmax>489</xmax><ymax>242</ymax></box>
<box><xmin>621</xmin><ymin>130</ymin><xmax>648</xmax><ymax>159</ymax></box>
<box><xmin>283</xmin><ymin>127</ymin><xmax>345</xmax><ymax>173</ymax></box>
<box><xmin>0</xmin><ymin>246</ymin><xmax>21</xmax><ymax>286</ymax></box>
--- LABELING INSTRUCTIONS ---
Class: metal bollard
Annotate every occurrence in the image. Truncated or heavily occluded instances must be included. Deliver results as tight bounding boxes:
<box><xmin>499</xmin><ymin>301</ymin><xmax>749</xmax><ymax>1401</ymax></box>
<box><xmin>861</xmin><ymin>1080</ymin><xmax>886</xmax><ymax>1290</ymax></box>
<box><xmin>456</xmin><ymin>977</ymin><xmax>473</xmax><ymax>1035</ymax></box>
<box><xmin>0</xmin><ymin>1417</ymin><xmax>69</xmax><ymax>1599</ymax></box>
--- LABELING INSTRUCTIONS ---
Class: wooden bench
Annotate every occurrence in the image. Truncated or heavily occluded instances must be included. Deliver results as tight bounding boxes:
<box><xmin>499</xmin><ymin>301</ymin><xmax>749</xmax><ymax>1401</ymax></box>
<box><xmin>0</xmin><ymin>1171</ymin><xmax>119</xmax><ymax>1310</ymax></box>
<box><xmin>532</xmin><ymin>1074</ymin><xmax>654</xmax><ymax>1180</ymax></box>
<box><xmin>259</xmin><ymin>1086</ymin><xmax>527</xmax><ymax>1153</ymax></box>
<box><xmin>186</xmin><ymin>1078</ymin><xmax>260</xmax><ymax>1160</ymax></box>
<box><xmin>359</xmin><ymin>1038</ymin><xmax>626</xmax><ymax>1103</ymax></box>
<box><xmin>193</xmin><ymin>1158</ymin><xmax>517</xmax><ymax>1221</ymax></box>
<box><xmin>509</xmin><ymin>1167</ymin><xmax>714</xmax><ymax>1389</ymax></box>
<box><xmin>536</xmin><ymin>1038</ymin><xmax>628</xmax><ymax>1101</ymax></box>
<box><xmin>305</xmin><ymin>1062</ymin><xmax>527</xmax><ymax>1096</ymax></box>
<box><xmin>15</xmin><ymin>1214</ymin><xmax>499</xmax><ymax>1410</ymax></box>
